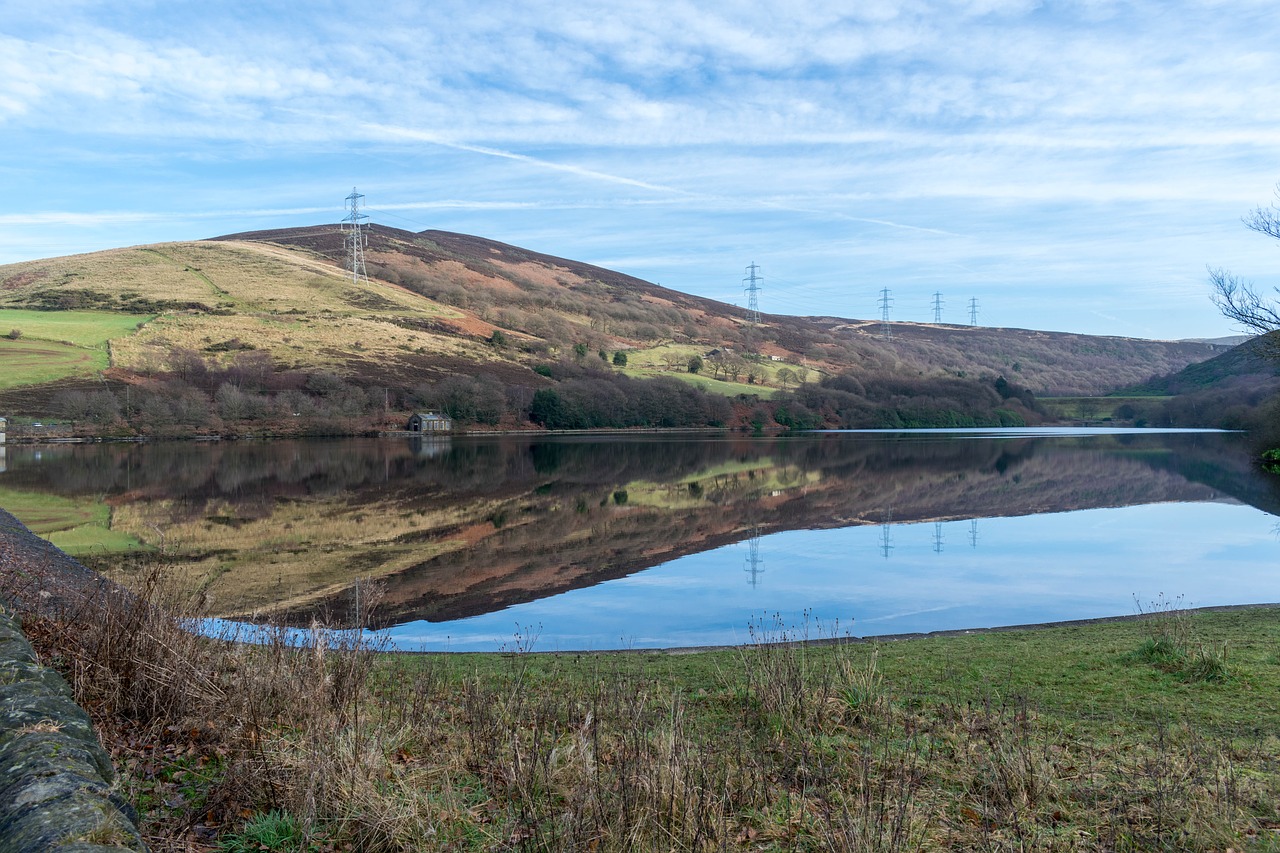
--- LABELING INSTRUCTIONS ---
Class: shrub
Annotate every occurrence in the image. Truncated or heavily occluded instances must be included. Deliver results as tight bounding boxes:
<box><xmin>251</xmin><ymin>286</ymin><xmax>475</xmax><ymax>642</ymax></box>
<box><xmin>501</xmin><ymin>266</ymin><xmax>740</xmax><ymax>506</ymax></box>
<box><xmin>220</xmin><ymin>810</ymin><xmax>315</xmax><ymax>853</ymax></box>
<box><xmin>6</xmin><ymin>328</ymin><xmax>20</xmax><ymax>340</ymax></box>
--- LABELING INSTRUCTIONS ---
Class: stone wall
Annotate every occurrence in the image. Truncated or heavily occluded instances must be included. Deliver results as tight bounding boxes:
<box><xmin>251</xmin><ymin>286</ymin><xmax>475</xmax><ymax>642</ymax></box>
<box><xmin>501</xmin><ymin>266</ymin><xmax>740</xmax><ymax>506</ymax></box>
<box><xmin>0</xmin><ymin>508</ymin><xmax>146</xmax><ymax>852</ymax></box>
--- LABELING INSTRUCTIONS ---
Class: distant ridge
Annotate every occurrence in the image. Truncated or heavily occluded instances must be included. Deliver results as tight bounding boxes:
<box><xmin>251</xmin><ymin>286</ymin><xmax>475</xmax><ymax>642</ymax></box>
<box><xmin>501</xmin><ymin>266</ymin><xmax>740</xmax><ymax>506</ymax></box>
<box><xmin>0</xmin><ymin>224</ymin><xmax>1238</xmax><ymax>412</ymax></box>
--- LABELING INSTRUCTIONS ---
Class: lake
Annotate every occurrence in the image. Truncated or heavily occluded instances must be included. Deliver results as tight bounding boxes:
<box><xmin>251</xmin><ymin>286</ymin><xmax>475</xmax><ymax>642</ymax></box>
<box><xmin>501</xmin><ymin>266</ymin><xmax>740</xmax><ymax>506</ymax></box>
<box><xmin>1</xmin><ymin>428</ymin><xmax>1277</xmax><ymax>651</ymax></box>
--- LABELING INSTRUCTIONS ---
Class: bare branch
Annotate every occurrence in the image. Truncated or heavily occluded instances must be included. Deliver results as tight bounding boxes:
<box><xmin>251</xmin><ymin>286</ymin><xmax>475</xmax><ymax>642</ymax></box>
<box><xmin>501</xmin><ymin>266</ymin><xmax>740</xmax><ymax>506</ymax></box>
<box><xmin>1243</xmin><ymin>184</ymin><xmax>1280</xmax><ymax>241</ymax></box>
<box><xmin>1209</xmin><ymin>266</ymin><xmax>1280</xmax><ymax>335</ymax></box>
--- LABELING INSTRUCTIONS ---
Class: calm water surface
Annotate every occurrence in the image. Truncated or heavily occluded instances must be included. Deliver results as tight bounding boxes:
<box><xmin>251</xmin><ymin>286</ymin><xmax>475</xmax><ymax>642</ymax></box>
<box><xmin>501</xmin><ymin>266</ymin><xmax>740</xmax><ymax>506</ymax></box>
<box><xmin>1</xmin><ymin>429</ymin><xmax>1277</xmax><ymax>650</ymax></box>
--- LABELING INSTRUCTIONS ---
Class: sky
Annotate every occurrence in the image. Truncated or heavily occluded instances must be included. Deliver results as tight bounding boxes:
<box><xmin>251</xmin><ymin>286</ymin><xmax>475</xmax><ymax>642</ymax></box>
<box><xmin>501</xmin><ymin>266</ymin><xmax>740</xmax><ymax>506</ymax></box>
<box><xmin>3</xmin><ymin>0</ymin><xmax>1280</xmax><ymax>340</ymax></box>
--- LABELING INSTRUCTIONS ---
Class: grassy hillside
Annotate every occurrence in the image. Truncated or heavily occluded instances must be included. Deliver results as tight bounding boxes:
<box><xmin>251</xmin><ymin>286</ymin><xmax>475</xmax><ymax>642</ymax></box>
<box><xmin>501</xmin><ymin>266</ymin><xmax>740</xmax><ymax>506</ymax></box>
<box><xmin>1124</xmin><ymin>330</ymin><xmax>1280</xmax><ymax>395</ymax></box>
<box><xmin>231</xmin><ymin>225</ymin><xmax>1224</xmax><ymax>396</ymax></box>
<box><xmin>0</xmin><ymin>225</ymin><xmax>1233</xmax><ymax>430</ymax></box>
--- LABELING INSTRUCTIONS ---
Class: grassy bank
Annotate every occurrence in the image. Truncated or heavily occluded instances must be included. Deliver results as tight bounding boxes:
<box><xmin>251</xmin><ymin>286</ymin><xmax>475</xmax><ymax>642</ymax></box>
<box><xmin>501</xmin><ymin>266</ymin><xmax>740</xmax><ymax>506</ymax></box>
<box><xmin>1039</xmin><ymin>396</ymin><xmax>1172</xmax><ymax>423</ymax></box>
<box><xmin>16</xmin><ymin>575</ymin><xmax>1280</xmax><ymax>852</ymax></box>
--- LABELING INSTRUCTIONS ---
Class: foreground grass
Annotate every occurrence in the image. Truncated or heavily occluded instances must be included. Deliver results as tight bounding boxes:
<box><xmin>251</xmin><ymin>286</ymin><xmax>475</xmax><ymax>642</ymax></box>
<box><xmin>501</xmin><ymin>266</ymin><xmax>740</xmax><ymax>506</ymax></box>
<box><xmin>15</xmin><ymin>576</ymin><xmax>1280</xmax><ymax>852</ymax></box>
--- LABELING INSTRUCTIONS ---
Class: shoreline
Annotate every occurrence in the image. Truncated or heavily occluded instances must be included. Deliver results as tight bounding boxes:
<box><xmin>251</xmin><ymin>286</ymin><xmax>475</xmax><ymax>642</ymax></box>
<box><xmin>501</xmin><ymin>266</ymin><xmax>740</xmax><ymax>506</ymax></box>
<box><xmin>641</xmin><ymin>602</ymin><xmax>1280</xmax><ymax>656</ymax></box>
<box><xmin>3</xmin><ymin>505</ymin><xmax>1276</xmax><ymax>653</ymax></box>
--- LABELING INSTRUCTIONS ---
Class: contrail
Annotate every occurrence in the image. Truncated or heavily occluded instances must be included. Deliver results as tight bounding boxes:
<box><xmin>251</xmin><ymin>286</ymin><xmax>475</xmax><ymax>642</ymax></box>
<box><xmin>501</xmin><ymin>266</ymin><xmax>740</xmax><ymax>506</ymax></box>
<box><xmin>362</xmin><ymin>122</ymin><xmax>696</xmax><ymax>196</ymax></box>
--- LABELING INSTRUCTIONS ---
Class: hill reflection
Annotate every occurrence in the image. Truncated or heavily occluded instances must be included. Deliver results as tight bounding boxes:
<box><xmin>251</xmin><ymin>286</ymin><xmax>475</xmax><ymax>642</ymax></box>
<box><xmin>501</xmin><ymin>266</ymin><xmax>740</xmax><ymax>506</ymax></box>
<box><xmin>1</xmin><ymin>431</ymin><xmax>1271</xmax><ymax>628</ymax></box>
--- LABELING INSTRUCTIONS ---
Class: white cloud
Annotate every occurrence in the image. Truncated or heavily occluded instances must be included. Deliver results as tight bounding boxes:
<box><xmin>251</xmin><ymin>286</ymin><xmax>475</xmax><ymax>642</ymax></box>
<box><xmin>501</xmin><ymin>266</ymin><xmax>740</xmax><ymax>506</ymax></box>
<box><xmin>0</xmin><ymin>0</ymin><xmax>1278</xmax><ymax>338</ymax></box>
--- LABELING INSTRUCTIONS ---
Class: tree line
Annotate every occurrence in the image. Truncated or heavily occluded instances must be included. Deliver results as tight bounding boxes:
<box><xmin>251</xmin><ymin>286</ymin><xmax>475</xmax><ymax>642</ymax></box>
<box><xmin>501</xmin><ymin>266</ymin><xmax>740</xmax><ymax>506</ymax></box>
<box><xmin>764</xmin><ymin>372</ymin><xmax>1043</xmax><ymax>430</ymax></box>
<box><xmin>46</xmin><ymin>347</ymin><xmax>737</xmax><ymax>436</ymax></box>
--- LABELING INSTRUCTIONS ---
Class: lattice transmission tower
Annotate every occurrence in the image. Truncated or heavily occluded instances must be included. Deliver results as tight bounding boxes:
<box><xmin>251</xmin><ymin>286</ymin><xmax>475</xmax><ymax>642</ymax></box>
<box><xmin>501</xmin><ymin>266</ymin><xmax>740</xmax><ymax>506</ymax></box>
<box><xmin>879</xmin><ymin>287</ymin><xmax>893</xmax><ymax>341</ymax></box>
<box><xmin>742</xmin><ymin>262</ymin><xmax>762</xmax><ymax>326</ymax></box>
<box><xmin>879</xmin><ymin>508</ymin><xmax>894</xmax><ymax>559</ymax></box>
<box><xmin>968</xmin><ymin>297</ymin><xmax>980</xmax><ymax>326</ymax></box>
<box><xmin>932</xmin><ymin>291</ymin><xmax>944</xmax><ymax>324</ymax></box>
<box><xmin>343</xmin><ymin>187</ymin><xmax>369</xmax><ymax>285</ymax></box>
<box><xmin>744</xmin><ymin>525</ymin><xmax>765</xmax><ymax>588</ymax></box>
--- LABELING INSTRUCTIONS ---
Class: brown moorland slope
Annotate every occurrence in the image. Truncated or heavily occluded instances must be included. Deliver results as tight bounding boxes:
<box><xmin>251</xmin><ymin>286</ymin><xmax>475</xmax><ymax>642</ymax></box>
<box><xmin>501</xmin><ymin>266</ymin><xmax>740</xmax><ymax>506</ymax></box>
<box><xmin>216</xmin><ymin>225</ymin><xmax>1230</xmax><ymax>395</ymax></box>
<box><xmin>0</xmin><ymin>224</ymin><xmax>1234</xmax><ymax>427</ymax></box>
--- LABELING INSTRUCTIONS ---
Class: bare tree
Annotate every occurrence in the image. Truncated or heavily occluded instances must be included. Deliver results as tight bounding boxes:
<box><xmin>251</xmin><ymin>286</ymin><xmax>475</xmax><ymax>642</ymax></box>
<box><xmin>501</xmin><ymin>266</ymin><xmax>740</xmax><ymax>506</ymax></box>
<box><xmin>1209</xmin><ymin>267</ymin><xmax>1280</xmax><ymax>335</ymax></box>
<box><xmin>1211</xmin><ymin>185</ymin><xmax>1280</xmax><ymax>335</ymax></box>
<box><xmin>706</xmin><ymin>352</ymin><xmax>727</xmax><ymax>379</ymax></box>
<box><xmin>725</xmin><ymin>353</ymin><xmax>746</xmax><ymax>382</ymax></box>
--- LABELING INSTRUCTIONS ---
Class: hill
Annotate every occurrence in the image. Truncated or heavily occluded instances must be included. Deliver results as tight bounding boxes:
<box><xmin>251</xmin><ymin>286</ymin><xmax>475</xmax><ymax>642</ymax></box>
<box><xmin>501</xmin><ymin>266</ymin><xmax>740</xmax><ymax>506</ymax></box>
<box><xmin>1101</xmin><ymin>331</ymin><xmax>1280</xmax><ymax>431</ymax></box>
<box><xmin>0</xmin><ymin>225</ymin><xmax>1233</xmax><ymax>431</ymax></box>
<box><xmin>218</xmin><ymin>225</ymin><xmax>1227</xmax><ymax>395</ymax></box>
<box><xmin>1125</xmin><ymin>331</ymin><xmax>1280</xmax><ymax>396</ymax></box>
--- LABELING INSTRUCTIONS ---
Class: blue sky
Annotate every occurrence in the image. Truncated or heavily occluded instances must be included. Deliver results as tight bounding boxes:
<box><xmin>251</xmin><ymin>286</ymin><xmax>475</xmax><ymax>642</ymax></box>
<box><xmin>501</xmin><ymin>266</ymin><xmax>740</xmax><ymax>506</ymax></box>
<box><xmin>4</xmin><ymin>0</ymin><xmax>1280</xmax><ymax>339</ymax></box>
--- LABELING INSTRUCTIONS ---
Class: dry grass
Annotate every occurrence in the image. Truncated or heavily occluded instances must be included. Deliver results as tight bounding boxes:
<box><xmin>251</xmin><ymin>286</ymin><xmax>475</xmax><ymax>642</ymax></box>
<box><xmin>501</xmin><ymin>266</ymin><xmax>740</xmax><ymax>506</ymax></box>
<box><xmin>0</xmin><ymin>242</ymin><xmax>452</xmax><ymax>317</ymax></box>
<box><xmin>11</xmin><ymin>569</ymin><xmax>1280</xmax><ymax>852</ymax></box>
<box><xmin>0</xmin><ymin>240</ymin><xmax>503</xmax><ymax>387</ymax></box>
<box><xmin>111</xmin><ymin>310</ymin><xmax>485</xmax><ymax>377</ymax></box>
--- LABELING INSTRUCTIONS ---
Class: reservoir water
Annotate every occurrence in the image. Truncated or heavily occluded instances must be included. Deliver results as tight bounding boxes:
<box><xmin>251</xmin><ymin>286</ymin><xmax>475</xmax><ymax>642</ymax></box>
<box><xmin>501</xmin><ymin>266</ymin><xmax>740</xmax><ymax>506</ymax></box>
<box><xmin>1</xmin><ymin>429</ymin><xmax>1276</xmax><ymax>651</ymax></box>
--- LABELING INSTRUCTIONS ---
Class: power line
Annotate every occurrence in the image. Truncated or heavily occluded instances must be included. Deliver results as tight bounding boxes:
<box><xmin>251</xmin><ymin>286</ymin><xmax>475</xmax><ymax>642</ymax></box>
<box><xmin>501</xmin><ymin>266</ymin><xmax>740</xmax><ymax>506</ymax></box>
<box><xmin>747</xmin><ymin>276</ymin><xmax>850</xmax><ymax>316</ymax></box>
<box><xmin>364</xmin><ymin>206</ymin><xmax>434</xmax><ymax>231</ymax></box>
<box><xmin>343</xmin><ymin>187</ymin><xmax>369</xmax><ymax>285</ymax></box>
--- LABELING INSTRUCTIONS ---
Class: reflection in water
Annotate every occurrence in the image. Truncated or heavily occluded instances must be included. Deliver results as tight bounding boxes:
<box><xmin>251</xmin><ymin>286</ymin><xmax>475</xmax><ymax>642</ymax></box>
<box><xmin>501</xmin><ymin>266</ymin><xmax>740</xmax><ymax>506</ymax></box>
<box><xmin>2</xmin><ymin>429</ymin><xmax>1279</xmax><ymax>649</ymax></box>
<box><xmin>743</xmin><ymin>525</ymin><xmax>764</xmax><ymax>588</ymax></box>
<box><xmin>879</xmin><ymin>509</ymin><xmax>894</xmax><ymax>559</ymax></box>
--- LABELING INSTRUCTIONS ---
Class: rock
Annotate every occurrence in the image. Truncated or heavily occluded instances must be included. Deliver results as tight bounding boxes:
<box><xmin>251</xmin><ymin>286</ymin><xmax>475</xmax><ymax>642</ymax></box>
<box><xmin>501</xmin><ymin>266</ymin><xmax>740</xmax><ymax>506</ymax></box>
<box><xmin>0</xmin><ymin>513</ymin><xmax>147</xmax><ymax>851</ymax></box>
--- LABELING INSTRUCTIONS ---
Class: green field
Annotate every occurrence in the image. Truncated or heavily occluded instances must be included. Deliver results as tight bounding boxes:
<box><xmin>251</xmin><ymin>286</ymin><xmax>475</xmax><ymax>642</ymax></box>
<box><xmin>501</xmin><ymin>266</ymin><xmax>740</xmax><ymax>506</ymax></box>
<box><xmin>0</xmin><ymin>337</ymin><xmax>106</xmax><ymax>388</ymax></box>
<box><xmin>0</xmin><ymin>309</ymin><xmax>152</xmax><ymax>388</ymax></box>
<box><xmin>647</xmin><ymin>367</ymin><xmax>780</xmax><ymax>398</ymax></box>
<box><xmin>0</xmin><ymin>308</ymin><xmax>152</xmax><ymax>346</ymax></box>
<box><xmin>1040</xmin><ymin>395</ymin><xmax>1172</xmax><ymax>420</ymax></box>
<box><xmin>624</xmin><ymin>342</ymin><xmax>814</xmax><ymax>399</ymax></box>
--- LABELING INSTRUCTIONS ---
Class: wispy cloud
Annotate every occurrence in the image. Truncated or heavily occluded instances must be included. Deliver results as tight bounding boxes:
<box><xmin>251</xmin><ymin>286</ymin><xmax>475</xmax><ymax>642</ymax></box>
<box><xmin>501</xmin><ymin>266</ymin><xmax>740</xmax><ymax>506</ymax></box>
<box><xmin>1</xmin><ymin>0</ymin><xmax>1279</xmax><ymax>338</ymax></box>
<box><xmin>361</xmin><ymin>123</ymin><xmax>697</xmax><ymax>195</ymax></box>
